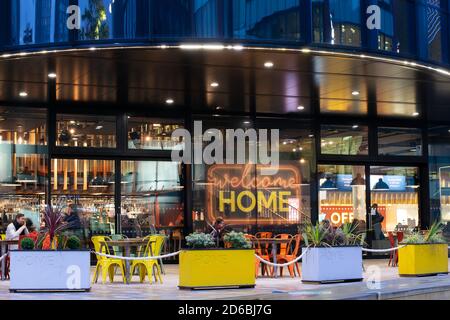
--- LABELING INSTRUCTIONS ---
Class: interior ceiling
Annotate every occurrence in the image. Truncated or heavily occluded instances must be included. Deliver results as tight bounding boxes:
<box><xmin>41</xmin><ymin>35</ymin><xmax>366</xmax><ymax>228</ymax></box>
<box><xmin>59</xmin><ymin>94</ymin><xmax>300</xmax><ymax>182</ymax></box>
<box><xmin>0</xmin><ymin>48</ymin><xmax>449</xmax><ymax>118</ymax></box>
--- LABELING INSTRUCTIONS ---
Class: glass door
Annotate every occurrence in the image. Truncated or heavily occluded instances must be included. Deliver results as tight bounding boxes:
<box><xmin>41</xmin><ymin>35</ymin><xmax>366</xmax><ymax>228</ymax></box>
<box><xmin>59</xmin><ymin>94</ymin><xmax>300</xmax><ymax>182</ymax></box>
<box><xmin>318</xmin><ymin>164</ymin><xmax>367</xmax><ymax>228</ymax></box>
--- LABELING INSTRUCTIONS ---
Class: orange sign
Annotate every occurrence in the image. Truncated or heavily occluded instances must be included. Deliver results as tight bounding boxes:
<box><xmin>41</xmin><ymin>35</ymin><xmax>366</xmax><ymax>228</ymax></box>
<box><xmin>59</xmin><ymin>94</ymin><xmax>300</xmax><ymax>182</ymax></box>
<box><xmin>320</xmin><ymin>206</ymin><xmax>386</xmax><ymax>229</ymax></box>
<box><xmin>206</xmin><ymin>164</ymin><xmax>302</xmax><ymax>225</ymax></box>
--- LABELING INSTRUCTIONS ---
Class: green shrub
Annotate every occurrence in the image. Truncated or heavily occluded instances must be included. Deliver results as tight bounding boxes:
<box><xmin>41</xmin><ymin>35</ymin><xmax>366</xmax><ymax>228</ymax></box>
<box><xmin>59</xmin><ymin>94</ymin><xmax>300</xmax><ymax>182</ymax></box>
<box><xmin>21</xmin><ymin>238</ymin><xmax>35</xmax><ymax>250</ymax></box>
<box><xmin>403</xmin><ymin>221</ymin><xmax>447</xmax><ymax>244</ymax></box>
<box><xmin>223</xmin><ymin>231</ymin><xmax>251</xmax><ymax>249</ymax></box>
<box><xmin>186</xmin><ymin>233</ymin><xmax>215</xmax><ymax>249</ymax></box>
<box><xmin>65</xmin><ymin>235</ymin><xmax>81</xmax><ymax>250</ymax></box>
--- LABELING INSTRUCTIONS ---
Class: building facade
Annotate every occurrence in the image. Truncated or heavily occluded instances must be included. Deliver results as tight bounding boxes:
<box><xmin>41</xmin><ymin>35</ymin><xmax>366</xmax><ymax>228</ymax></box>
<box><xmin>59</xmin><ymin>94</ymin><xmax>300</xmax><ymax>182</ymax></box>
<box><xmin>0</xmin><ymin>0</ymin><xmax>450</xmax><ymax>249</ymax></box>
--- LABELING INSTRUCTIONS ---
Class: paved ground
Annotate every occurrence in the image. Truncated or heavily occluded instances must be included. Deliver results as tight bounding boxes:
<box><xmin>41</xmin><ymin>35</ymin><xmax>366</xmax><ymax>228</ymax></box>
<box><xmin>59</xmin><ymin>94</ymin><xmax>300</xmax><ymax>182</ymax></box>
<box><xmin>1</xmin><ymin>259</ymin><xmax>450</xmax><ymax>300</ymax></box>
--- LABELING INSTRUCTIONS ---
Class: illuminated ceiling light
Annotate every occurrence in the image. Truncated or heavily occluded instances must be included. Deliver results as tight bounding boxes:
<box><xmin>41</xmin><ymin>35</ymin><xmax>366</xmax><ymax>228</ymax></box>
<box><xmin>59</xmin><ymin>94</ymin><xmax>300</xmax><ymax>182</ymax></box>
<box><xmin>48</xmin><ymin>73</ymin><xmax>57</xmax><ymax>79</ymax></box>
<box><xmin>19</xmin><ymin>92</ymin><xmax>28</xmax><ymax>97</ymax></box>
<box><xmin>292</xmin><ymin>148</ymin><xmax>297</xmax><ymax>152</ymax></box>
<box><xmin>89</xmin><ymin>47</ymin><xmax>97</xmax><ymax>51</ymax></box>
<box><xmin>216</xmin><ymin>106</ymin><xmax>222</xmax><ymax>110</ymax></box>
<box><xmin>70</xmin><ymin>120</ymin><xmax>76</xmax><ymax>124</ymax></box>
<box><xmin>232</xmin><ymin>45</ymin><xmax>244</xmax><ymax>51</ymax></box>
<box><xmin>1</xmin><ymin>54</ymin><xmax>11</xmax><ymax>58</ymax></box>
<box><xmin>160</xmin><ymin>45</ymin><xmax>168</xmax><ymax>49</ymax></box>
<box><xmin>180</xmin><ymin>44</ymin><xmax>225</xmax><ymax>50</ymax></box>
<box><xmin>243</xmin><ymin>121</ymin><xmax>251</xmax><ymax>125</ymax></box>
<box><xmin>166</xmin><ymin>98</ymin><xmax>174</xmax><ymax>105</ymax></box>
<box><xmin>69</xmin><ymin>128</ymin><xmax>76</xmax><ymax>134</ymax></box>
<box><xmin>413</xmin><ymin>112</ymin><xmax>420</xmax><ymax>117</ymax></box>
<box><xmin>352</xmin><ymin>125</ymin><xmax>359</xmax><ymax>129</ymax></box>
<box><xmin>352</xmin><ymin>91</ymin><xmax>360</xmax><ymax>96</ymax></box>
<box><xmin>264</xmin><ymin>61</ymin><xmax>274</xmax><ymax>68</ymax></box>
<box><xmin>210</xmin><ymin>82</ymin><xmax>219</xmax><ymax>88</ymax></box>
<box><xmin>95</xmin><ymin>126</ymin><xmax>103</xmax><ymax>130</ymax></box>
<box><xmin>145</xmin><ymin>136</ymin><xmax>151</xmax><ymax>142</ymax></box>
<box><xmin>300</xmin><ymin>158</ymin><xmax>306</xmax><ymax>164</ymax></box>
<box><xmin>19</xmin><ymin>52</ymin><xmax>28</xmax><ymax>56</ymax></box>
<box><xmin>301</xmin><ymin>48</ymin><xmax>311</xmax><ymax>53</ymax></box>
<box><xmin>309</xmin><ymin>134</ymin><xmax>314</xmax><ymax>138</ymax></box>
<box><xmin>297</xmin><ymin>105</ymin><xmax>305</xmax><ymax>111</ymax></box>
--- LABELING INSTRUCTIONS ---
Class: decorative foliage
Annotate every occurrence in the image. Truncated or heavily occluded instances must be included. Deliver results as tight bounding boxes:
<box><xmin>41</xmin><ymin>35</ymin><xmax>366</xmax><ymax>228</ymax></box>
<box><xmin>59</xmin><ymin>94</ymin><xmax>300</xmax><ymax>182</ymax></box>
<box><xmin>223</xmin><ymin>232</ymin><xmax>252</xmax><ymax>249</ymax></box>
<box><xmin>403</xmin><ymin>221</ymin><xmax>446</xmax><ymax>244</ymax></box>
<box><xmin>186</xmin><ymin>233</ymin><xmax>216</xmax><ymax>249</ymax></box>
<box><xmin>20</xmin><ymin>238</ymin><xmax>35</xmax><ymax>251</ymax></box>
<box><xmin>302</xmin><ymin>221</ymin><xmax>366</xmax><ymax>247</ymax></box>
<box><xmin>66</xmin><ymin>236</ymin><xmax>82</xmax><ymax>250</ymax></box>
<box><xmin>40</xmin><ymin>204</ymin><xmax>73</xmax><ymax>249</ymax></box>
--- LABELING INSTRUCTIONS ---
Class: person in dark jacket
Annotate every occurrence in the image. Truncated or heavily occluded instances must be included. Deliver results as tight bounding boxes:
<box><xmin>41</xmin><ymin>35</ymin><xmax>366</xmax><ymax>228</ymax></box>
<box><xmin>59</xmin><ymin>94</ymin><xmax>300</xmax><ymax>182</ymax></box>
<box><xmin>64</xmin><ymin>205</ymin><xmax>82</xmax><ymax>230</ymax></box>
<box><xmin>371</xmin><ymin>204</ymin><xmax>385</xmax><ymax>240</ymax></box>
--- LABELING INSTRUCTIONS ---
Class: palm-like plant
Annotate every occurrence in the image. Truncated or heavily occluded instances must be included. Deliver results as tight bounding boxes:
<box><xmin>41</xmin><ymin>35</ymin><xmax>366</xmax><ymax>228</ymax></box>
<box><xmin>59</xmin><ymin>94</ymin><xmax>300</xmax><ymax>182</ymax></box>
<box><xmin>40</xmin><ymin>204</ymin><xmax>73</xmax><ymax>249</ymax></box>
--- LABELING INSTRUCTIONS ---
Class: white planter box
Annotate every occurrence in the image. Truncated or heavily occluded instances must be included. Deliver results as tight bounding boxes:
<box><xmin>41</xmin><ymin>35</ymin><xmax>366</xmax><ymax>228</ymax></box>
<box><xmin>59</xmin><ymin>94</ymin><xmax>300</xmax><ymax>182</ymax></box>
<box><xmin>10</xmin><ymin>251</ymin><xmax>91</xmax><ymax>292</ymax></box>
<box><xmin>301</xmin><ymin>247</ymin><xmax>363</xmax><ymax>283</ymax></box>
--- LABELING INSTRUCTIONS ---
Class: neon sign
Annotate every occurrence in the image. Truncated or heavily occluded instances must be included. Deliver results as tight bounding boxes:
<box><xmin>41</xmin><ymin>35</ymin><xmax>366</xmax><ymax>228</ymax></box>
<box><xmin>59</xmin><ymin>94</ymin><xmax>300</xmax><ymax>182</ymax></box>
<box><xmin>206</xmin><ymin>164</ymin><xmax>302</xmax><ymax>225</ymax></box>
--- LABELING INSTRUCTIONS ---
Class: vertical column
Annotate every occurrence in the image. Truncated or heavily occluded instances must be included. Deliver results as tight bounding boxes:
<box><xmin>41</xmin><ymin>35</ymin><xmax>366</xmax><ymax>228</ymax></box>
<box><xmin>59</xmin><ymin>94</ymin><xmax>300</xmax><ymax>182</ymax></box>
<box><xmin>47</xmin><ymin>59</ymin><xmax>57</xmax><ymax>206</ymax></box>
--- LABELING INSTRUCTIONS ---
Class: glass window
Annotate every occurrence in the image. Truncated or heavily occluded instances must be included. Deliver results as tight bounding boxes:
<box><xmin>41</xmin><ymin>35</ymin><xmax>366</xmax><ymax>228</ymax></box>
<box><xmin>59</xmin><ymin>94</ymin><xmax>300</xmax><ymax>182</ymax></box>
<box><xmin>313</xmin><ymin>0</ymin><xmax>361</xmax><ymax>46</ymax></box>
<box><xmin>127</xmin><ymin>117</ymin><xmax>184</xmax><ymax>151</ymax></box>
<box><xmin>51</xmin><ymin>159</ymin><xmax>115</xmax><ymax>247</ymax></box>
<box><xmin>121</xmin><ymin>161</ymin><xmax>184</xmax><ymax>238</ymax></box>
<box><xmin>232</xmin><ymin>0</ymin><xmax>302</xmax><ymax>41</ymax></box>
<box><xmin>0</xmin><ymin>107</ymin><xmax>47</xmax><ymax>233</ymax></box>
<box><xmin>321</xmin><ymin>125</ymin><xmax>369</xmax><ymax>155</ymax></box>
<box><xmin>378</xmin><ymin>127</ymin><xmax>423</xmax><ymax>156</ymax></box>
<box><xmin>193</xmin><ymin>117</ymin><xmax>313</xmax><ymax>235</ymax></box>
<box><xmin>417</xmin><ymin>0</ymin><xmax>444</xmax><ymax>62</ymax></box>
<box><xmin>428</xmin><ymin>126</ymin><xmax>450</xmax><ymax>230</ymax></box>
<box><xmin>5</xmin><ymin>0</ymin><xmax>69</xmax><ymax>46</ymax></box>
<box><xmin>56</xmin><ymin>114</ymin><xmax>116</xmax><ymax>148</ymax></box>
<box><xmin>370</xmin><ymin>166</ymin><xmax>419</xmax><ymax>235</ymax></box>
<box><xmin>318</xmin><ymin>165</ymin><xmax>367</xmax><ymax>227</ymax></box>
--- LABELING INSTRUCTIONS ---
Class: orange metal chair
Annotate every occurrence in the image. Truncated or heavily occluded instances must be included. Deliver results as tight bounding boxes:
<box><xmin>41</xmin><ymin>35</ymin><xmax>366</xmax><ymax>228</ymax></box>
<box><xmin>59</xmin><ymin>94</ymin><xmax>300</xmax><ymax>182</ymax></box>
<box><xmin>255</xmin><ymin>232</ymin><xmax>273</xmax><ymax>256</ymax></box>
<box><xmin>276</xmin><ymin>234</ymin><xmax>302</xmax><ymax>278</ymax></box>
<box><xmin>245</xmin><ymin>234</ymin><xmax>272</xmax><ymax>277</ymax></box>
<box><xmin>388</xmin><ymin>232</ymin><xmax>397</xmax><ymax>267</ymax></box>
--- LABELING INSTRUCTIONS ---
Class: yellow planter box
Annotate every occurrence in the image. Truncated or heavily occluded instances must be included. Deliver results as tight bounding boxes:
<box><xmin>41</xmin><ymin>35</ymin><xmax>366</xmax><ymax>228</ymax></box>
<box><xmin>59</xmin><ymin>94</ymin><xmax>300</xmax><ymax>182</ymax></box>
<box><xmin>179</xmin><ymin>249</ymin><xmax>256</xmax><ymax>290</ymax></box>
<box><xmin>398</xmin><ymin>244</ymin><xmax>449</xmax><ymax>277</ymax></box>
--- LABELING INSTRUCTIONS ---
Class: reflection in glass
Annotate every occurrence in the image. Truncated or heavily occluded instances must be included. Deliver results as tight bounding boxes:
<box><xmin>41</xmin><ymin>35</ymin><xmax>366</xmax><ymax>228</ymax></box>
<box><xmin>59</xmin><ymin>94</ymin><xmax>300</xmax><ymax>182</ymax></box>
<box><xmin>0</xmin><ymin>107</ymin><xmax>47</xmax><ymax>232</ymax></box>
<box><xmin>127</xmin><ymin>117</ymin><xmax>184</xmax><ymax>151</ymax></box>
<box><xmin>233</xmin><ymin>0</ymin><xmax>302</xmax><ymax>41</ymax></box>
<box><xmin>51</xmin><ymin>159</ymin><xmax>115</xmax><ymax>247</ymax></box>
<box><xmin>318</xmin><ymin>165</ymin><xmax>366</xmax><ymax>228</ymax></box>
<box><xmin>321</xmin><ymin>125</ymin><xmax>369</xmax><ymax>155</ymax></box>
<box><xmin>56</xmin><ymin>114</ymin><xmax>116</xmax><ymax>148</ymax></box>
<box><xmin>370</xmin><ymin>166</ymin><xmax>419</xmax><ymax>234</ymax></box>
<box><xmin>378</xmin><ymin>127</ymin><xmax>423</xmax><ymax>156</ymax></box>
<box><xmin>313</xmin><ymin>0</ymin><xmax>361</xmax><ymax>46</ymax></box>
<box><xmin>121</xmin><ymin>161</ymin><xmax>184</xmax><ymax>238</ymax></box>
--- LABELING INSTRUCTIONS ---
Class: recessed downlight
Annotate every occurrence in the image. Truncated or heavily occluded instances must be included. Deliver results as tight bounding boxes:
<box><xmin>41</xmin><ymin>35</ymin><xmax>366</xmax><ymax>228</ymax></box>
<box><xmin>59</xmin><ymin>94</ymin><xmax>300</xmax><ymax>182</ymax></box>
<box><xmin>210</xmin><ymin>82</ymin><xmax>219</xmax><ymax>88</ymax></box>
<box><xmin>48</xmin><ymin>73</ymin><xmax>57</xmax><ymax>79</ymax></box>
<box><xmin>19</xmin><ymin>92</ymin><xmax>28</xmax><ymax>97</ymax></box>
<box><xmin>297</xmin><ymin>106</ymin><xmax>305</xmax><ymax>111</ymax></box>
<box><xmin>166</xmin><ymin>99</ymin><xmax>174</xmax><ymax>105</ymax></box>
<box><xmin>264</xmin><ymin>61</ymin><xmax>274</xmax><ymax>68</ymax></box>
<box><xmin>352</xmin><ymin>91</ymin><xmax>360</xmax><ymax>96</ymax></box>
<box><xmin>413</xmin><ymin>112</ymin><xmax>420</xmax><ymax>117</ymax></box>
<box><xmin>352</xmin><ymin>125</ymin><xmax>359</xmax><ymax>129</ymax></box>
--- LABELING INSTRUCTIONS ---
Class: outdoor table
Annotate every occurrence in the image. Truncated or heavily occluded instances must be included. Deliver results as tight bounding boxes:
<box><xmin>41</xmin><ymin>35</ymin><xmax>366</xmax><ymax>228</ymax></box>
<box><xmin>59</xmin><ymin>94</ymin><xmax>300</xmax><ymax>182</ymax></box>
<box><xmin>0</xmin><ymin>240</ymin><xmax>19</xmax><ymax>281</ymax></box>
<box><xmin>251</xmin><ymin>238</ymin><xmax>292</xmax><ymax>278</ymax></box>
<box><xmin>101</xmin><ymin>239</ymin><xmax>154</xmax><ymax>284</ymax></box>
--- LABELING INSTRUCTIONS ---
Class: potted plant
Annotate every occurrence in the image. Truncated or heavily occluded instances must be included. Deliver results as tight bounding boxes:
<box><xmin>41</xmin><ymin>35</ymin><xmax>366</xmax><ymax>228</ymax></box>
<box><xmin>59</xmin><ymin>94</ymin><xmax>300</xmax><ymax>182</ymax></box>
<box><xmin>178</xmin><ymin>231</ymin><xmax>255</xmax><ymax>290</ymax></box>
<box><xmin>398</xmin><ymin>222</ymin><xmax>448</xmax><ymax>277</ymax></box>
<box><xmin>301</xmin><ymin>221</ymin><xmax>365</xmax><ymax>284</ymax></box>
<box><xmin>9</xmin><ymin>204</ymin><xmax>91</xmax><ymax>292</ymax></box>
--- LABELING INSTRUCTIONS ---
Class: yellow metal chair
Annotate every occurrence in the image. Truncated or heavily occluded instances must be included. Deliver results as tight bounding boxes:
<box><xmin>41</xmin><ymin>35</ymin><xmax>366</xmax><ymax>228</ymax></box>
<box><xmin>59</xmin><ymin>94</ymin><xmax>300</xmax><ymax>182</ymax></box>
<box><xmin>91</xmin><ymin>236</ymin><xmax>127</xmax><ymax>284</ymax></box>
<box><xmin>130</xmin><ymin>235</ymin><xmax>164</xmax><ymax>284</ymax></box>
<box><xmin>0</xmin><ymin>234</ymin><xmax>6</xmax><ymax>240</ymax></box>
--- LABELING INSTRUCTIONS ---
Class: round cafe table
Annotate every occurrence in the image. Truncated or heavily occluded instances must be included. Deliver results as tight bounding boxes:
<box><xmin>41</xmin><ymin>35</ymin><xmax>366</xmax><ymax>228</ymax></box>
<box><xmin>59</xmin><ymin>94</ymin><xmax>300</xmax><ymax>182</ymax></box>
<box><xmin>101</xmin><ymin>239</ymin><xmax>154</xmax><ymax>284</ymax></box>
<box><xmin>250</xmin><ymin>238</ymin><xmax>292</xmax><ymax>278</ymax></box>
